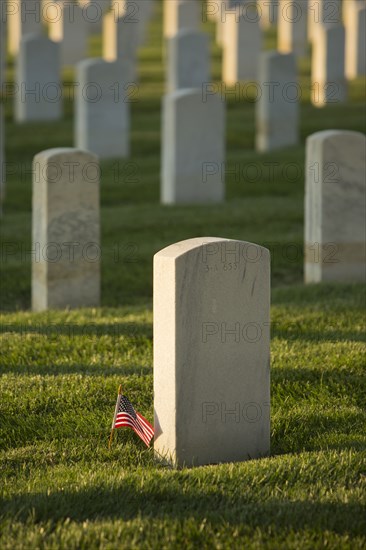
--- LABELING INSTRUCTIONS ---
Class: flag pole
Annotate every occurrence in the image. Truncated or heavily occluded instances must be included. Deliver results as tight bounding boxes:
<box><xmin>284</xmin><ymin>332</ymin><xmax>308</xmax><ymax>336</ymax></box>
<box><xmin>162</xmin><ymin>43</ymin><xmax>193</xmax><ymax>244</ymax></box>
<box><xmin>109</xmin><ymin>384</ymin><xmax>123</xmax><ymax>450</ymax></box>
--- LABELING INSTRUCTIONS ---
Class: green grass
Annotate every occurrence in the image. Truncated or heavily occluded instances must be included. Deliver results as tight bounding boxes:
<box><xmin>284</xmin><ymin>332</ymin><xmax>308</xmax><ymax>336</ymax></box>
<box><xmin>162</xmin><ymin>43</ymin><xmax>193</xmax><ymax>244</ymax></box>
<box><xmin>1</xmin><ymin>1</ymin><xmax>366</xmax><ymax>548</ymax></box>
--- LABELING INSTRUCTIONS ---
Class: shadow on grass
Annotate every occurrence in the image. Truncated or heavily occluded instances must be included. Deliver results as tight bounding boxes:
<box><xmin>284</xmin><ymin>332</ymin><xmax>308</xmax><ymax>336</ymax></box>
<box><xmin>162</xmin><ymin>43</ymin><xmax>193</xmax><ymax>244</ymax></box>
<box><xmin>0</xmin><ymin>364</ymin><xmax>152</xmax><ymax>377</ymax></box>
<box><xmin>272</xmin><ymin>329</ymin><xmax>366</xmax><ymax>343</ymax></box>
<box><xmin>272</xmin><ymin>282</ymin><xmax>366</xmax><ymax>307</ymax></box>
<box><xmin>271</xmin><ymin>408</ymin><xmax>366</xmax><ymax>456</ymax></box>
<box><xmin>0</xmin><ymin>322</ymin><xmax>152</xmax><ymax>339</ymax></box>
<box><xmin>0</xmin><ymin>485</ymin><xmax>364</xmax><ymax>536</ymax></box>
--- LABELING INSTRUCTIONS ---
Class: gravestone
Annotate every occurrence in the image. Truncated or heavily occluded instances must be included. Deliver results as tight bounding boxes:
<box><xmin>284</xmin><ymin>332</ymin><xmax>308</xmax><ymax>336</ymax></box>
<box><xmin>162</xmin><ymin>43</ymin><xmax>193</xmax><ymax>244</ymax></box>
<box><xmin>256</xmin><ymin>51</ymin><xmax>299</xmax><ymax>152</ymax></box>
<box><xmin>164</xmin><ymin>0</ymin><xmax>199</xmax><ymax>38</ymax></box>
<box><xmin>167</xmin><ymin>30</ymin><xmax>210</xmax><ymax>92</ymax></box>
<box><xmin>7</xmin><ymin>0</ymin><xmax>43</xmax><ymax>55</ymax></box>
<box><xmin>107</xmin><ymin>0</ymin><xmax>152</xmax><ymax>46</ymax></box>
<box><xmin>206</xmin><ymin>0</ymin><xmax>221</xmax><ymax>21</ymax></box>
<box><xmin>32</xmin><ymin>148</ymin><xmax>100</xmax><ymax>311</ymax></box>
<box><xmin>154</xmin><ymin>237</ymin><xmax>271</xmax><ymax>467</ymax></box>
<box><xmin>136</xmin><ymin>0</ymin><xmax>155</xmax><ymax>45</ymax></box>
<box><xmin>0</xmin><ymin>106</ymin><xmax>5</xmax><ymax>216</ymax></box>
<box><xmin>222</xmin><ymin>6</ymin><xmax>262</xmax><ymax>84</ymax></box>
<box><xmin>344</xmin><ymin>0</ymin><xmax>366</xmax><ymax>79</ymax></box>
<box><xmin>278</xmin><ymin>0</ymin><xmax>308</xmax><ymax>57</ymax></box>
<box><xmin>215</xmin><ymin>0</ymin><xmax>229</xmax><ymax>46</ymax></box>
<box><xmin>161</xmin><ymin>89</ymin><xmax>225</xmax><ymax>204</ymax></box>
<box><xmin>42</xmin><ymin>0</ymin><xmax>62</xmax><ymax>24</ymax></box>
<box><xmin>75</xmin><ymin>58</ymin><xmax>130</xmax><ymax>159</ymax></box>
<box><xmin>78</xmin><ymin>0</ymin><xmax>109</xmax><ymax>34</ymax></box>
<box><xmin>49</xmin><ymin>2</ymin><xmax>88</xmax><ymax>66</ymax></box>
<box><xmin>103</xmin><ymin>13</ymin><xmax>138</xmax><ymax>81</ymax></box>
<box><xmin>15</xmin><ymin>33</ymin><xmax>62</xmax><ymax>122</ymax></box>
<box><xmin>311</xmin><ymin>25</ymin><xmax>347</xmax><ymax>107</ymax></box>
<box><xmin>215</xmin><ymin>0</ymin><xmax>247</xmax><ymax>47</ymax></box>
<box><xmin>308</xmin><ymin>0</ymin><xmax>342</xmax><ymax>41</ymax></box>
<box><xmin>257</xmin><ymin>0</ymin><xmax>278</xmax><ymax>29</ymax></box>
<box><xmin>109</xmin><ymin>0</ymin><xmax>126</xmax><ymax>18</ymax></box>
<box><xmin>305</xmin><ymin>131</ymin><xmax>366</xmax><ymax>283</ymax></box>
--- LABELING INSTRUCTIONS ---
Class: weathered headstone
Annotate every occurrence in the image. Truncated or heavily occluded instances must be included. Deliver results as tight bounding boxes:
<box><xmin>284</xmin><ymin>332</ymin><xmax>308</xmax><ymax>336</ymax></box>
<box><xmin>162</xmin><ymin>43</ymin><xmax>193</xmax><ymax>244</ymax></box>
<box><xmin>344</xmin><ymin>0</ymin><xmax>366</xmax><ymax>79</ymax></box>
<box><xmin>49</xmin><ymin>1</ymin><xmax>88</xmax><ymax>66</ymax></box>
<box><xmin>167</xmin><ymin>29</ymin><xmax>210</xmax><ymax>92</ymax></box>
<box><xmin>305</xmin><ymin>131</ymin><xmax>366</xmax><ymax>283</ymax></box>
<box><xmin>154</xmin><ymin>237</ymin><xmax>271</xmax><ymax>467</ymax></box>
<box><xmin>311</xmin><ymin>24</ymin><xmax>347</xmax><ymax>107</ymax></box>
<box><xmin>103</xmin><ymin>12</ymin><xmax>138</xmax><ymax>81</ymax></box>
<box><xmin>15</xmin><ymin>33</ymin><xmax>62</xmax><ymax>122</ymax></box>
<box><xmin>278</xmin><ymin>0</ymin><xmax>308</xmax><ymax>57</ymax></box>
<box><xmin>308</xmin><ymin>0</ymin><xmax>342</xmax><ymax>42</ymax></box>
<box><xmin>164</xmin><ymin>0</ymin><xmax>199</xmax><ymax>38</ymax></box>
<box><xmin>7</xmin><ymin>0</ymin><xmax>43</xmax><ymax>55</ymax></box>
<box><xmin>75</xmin><ymin>58</ymin><xmax>130</xmax><ymax>159</ymax></box>
<box><xmin>32</xmin><ymin>148</ymin><xmax>100</xmax><ymax>311</ymax></box>
<box><xmin>256</xmin><ymin>51</ymin><xmax>299</xmax><ymax>152</ymax></box>
<box><xmin>161</xmin><ymin>89</ymin><xmax>225</xmax><ymax>204</ymax></box>
<box><xmin>222</xmin><ymin>6</ymin><xmax>262</xmax><ymax>84</ymax></box>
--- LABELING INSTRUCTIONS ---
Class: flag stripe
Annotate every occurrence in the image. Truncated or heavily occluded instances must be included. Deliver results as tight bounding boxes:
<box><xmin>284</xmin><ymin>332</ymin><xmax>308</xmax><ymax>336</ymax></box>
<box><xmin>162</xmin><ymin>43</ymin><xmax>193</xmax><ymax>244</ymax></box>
<box><xmin>116</xmin><ymin>418</ymin><xmax>151</xmax><ymax>446</ymax></box>
<box><xmin>115</xmin><ymin>413</ymin><xmax>153</xmax><ymax>444</ymax></box>
<box><xmin>112</xmin><ymin>394</ymin><xmax>154</xmax><ymax>447</ymax></box>
<box><xmin>137</xmin><ymin>412</ymin><xmax>154</xmax><ymax>432</ymax></box>
<box><xmin>136</xmin><ymin>414</ymin><xmax>154</xmax><ymax>436</ymax></box>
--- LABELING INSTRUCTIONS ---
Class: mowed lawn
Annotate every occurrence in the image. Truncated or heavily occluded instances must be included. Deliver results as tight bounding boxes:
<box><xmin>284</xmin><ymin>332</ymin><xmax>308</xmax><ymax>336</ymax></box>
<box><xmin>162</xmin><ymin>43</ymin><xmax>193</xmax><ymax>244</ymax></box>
<box><xmin>1</xmin><ymin>2</ymin><xmax>366</xmax><ymax>548</ymax></box>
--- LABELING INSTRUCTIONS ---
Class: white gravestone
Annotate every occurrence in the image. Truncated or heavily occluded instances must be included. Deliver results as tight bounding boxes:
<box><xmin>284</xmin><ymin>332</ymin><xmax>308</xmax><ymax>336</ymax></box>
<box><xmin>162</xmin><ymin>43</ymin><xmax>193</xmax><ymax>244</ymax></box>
<box><xmin>222</xmin><ymin>6</ymin><xmax>262</xmax><ymax>84</ymax></box>
<box><xmin>161</xmin><ymin>89</ymin><xmax>225</xmax><ymax>204</ymax></box>
<box><xmin>311</xmin><ymin>24</ymin><xmax>347</xmax><ymax>107</ymax></box>
<box><xmin>15</xmin><ymin>33</ymin><xmax>62</xmax><ymax>122</ymax></box>
<box><xmin>32</xmin><ymin>148</ymin><xmax>100</xmax><ymax>311</ymax></box>
<box><xmin>167</xmin><ymin>30</ymin><xmax>210</xmax><ymax>92</ymax></box>
<box><xmin>256</xmin><ymin>51</ymin><xmax>299</xmax><ymax>152</ymax></box>
<box><xmin>308</xmin><ymin>0</ymin><xmax>342</xmax><ymax>42</ymax></box>
<box><xmin>75</xmin><ymin>58</ymin><xmax>130</xmax><ymax>159</ymax></box>
<box><xmin>49</xmin><ymin>2</ymin><xmax>88</xmax><ymax>66</ymax></box>
<box><xmin>206</xmin><ymin>0</ymin><xmax>221</xmax><ymax>21</ymax></box>
<box><xmin>108</xmin><ymin>0</ymin><xmax>151</xmax><ymax>46</ymax></box>
<box><xmin>278</xmin><ymin>0</ymin><xmax>308</xmax><ymax>57</ymax></box>
<box><xmin>103</xmin><ymin>12</ymin><xmax>138</xmax><ymax>81</ymax></box>
<box><xmin>305</xmin><ymin>131</ymin><xmax>366</xmax><ymax>283</ymax></box>
<box><xmin>41</xmin><ymin>0</ymin><xmax>62</xmax><ymax>24</ymax></box>
<box><xmin>1</xmin><ymin>14</ymin><xmax>6</xmax><ymax>90</ymax></box>
<box><xmin>136</xmin><ymin>0</ymin><xmax>155</xmax><ymax>45</ymax></box>
<box><xmin>257</xmin><ymin>0</ymin><xmax>278</xmax><ymax>29</ymax></box>
<box><xmin>78</xmin><ymin>0</ymin><xmax>110</xmax><ymax>34</ymax></box>
<box><xmin>344</xmin><ymin>0</ymin><xmax>366</xmax><ymax>79</ymax></box>
<box><xmin>164</xmin><ymin>0</ymin><xmax>200</xmax><ymax>38</ymax></box>
<box><xmin>215</xmin><ymin>0</ymin><xmax>245</xmax><ymax>47</ymax></box>
<box><xmin>154</xmin><ymin>237</ymin><xmax>271</xmax><ymax>467</ymax></box>
<box><xmin>7</xmin><ymin>0</ymin><xmax>43</xmax><ymax>55</ymax></box>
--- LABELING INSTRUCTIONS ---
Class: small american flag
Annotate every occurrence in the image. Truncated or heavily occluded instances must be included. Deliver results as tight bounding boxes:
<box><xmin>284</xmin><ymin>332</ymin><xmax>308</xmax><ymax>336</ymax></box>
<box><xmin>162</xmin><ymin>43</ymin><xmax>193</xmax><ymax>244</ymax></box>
<box><xmin>111</xmin><ymin>393</ymin><xmax>154</xmax><ymax>447</ymax></box>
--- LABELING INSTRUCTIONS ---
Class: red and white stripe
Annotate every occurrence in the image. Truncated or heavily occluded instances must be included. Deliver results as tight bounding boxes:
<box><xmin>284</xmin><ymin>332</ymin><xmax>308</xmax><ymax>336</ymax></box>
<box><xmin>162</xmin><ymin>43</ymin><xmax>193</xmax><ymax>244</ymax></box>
<box><xmin>115</xmin><ymin>411</ymin><xmax>154</xmax><ymax>447</ymax></box>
